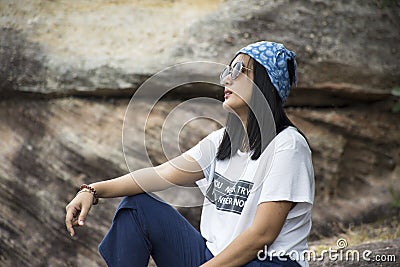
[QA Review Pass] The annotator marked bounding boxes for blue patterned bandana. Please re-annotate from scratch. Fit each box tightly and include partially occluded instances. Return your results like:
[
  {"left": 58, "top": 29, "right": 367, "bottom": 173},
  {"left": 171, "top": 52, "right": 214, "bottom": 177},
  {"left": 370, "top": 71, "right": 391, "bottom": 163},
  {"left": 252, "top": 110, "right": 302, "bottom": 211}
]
[{"left": 235, "top": 41, "right": 297, "bottom": 103}]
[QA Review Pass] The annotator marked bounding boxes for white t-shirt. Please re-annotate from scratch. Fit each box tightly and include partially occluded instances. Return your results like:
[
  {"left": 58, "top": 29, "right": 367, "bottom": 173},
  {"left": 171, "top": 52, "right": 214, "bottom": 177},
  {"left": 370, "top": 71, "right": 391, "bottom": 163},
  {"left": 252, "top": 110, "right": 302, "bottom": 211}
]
[{"left": 184, "top": 126, "right": 314, "bottom": 267}]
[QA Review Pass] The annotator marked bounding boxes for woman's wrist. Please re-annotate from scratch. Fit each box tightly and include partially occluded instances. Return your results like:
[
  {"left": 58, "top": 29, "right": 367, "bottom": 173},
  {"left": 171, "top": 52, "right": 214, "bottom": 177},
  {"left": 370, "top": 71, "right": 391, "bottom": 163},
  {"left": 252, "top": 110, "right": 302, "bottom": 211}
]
[
  {"left": 76, "top": 189, "right": 94, "bottom": 202},
  {"left": 89, "top": 182, "right": 102, "bottom": 198},
  {"left": 78, "top": 184, "right": 99, "bottom": 205}
]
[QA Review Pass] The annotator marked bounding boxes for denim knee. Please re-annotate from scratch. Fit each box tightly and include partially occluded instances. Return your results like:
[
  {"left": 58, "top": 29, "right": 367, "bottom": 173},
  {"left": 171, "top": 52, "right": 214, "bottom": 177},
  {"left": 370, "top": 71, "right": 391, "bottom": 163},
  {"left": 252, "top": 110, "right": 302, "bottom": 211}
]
[{"left": 117, "top": 193, "right": 160, "bottom": 210}]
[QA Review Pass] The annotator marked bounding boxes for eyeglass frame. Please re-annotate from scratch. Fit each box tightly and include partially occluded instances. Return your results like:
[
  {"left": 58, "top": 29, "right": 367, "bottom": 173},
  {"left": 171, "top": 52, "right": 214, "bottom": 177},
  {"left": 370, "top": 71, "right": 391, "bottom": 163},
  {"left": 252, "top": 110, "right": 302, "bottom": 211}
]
[{"left": 219, "top": 60, "right": 253, "bottom": 85}]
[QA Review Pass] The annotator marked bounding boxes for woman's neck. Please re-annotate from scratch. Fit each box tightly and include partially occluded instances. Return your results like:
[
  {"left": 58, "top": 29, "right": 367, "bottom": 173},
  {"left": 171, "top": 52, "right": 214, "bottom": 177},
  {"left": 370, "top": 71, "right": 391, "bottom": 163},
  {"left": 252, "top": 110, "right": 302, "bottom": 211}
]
[
  {"left": 238, "top": 109, "right": 250, "bottom": 152},
  {"left": 240, "top": 139, "right": 250, "bottom": 152},
  {"left": 236, "top": 107, "right": 248, "bottom": 131}
]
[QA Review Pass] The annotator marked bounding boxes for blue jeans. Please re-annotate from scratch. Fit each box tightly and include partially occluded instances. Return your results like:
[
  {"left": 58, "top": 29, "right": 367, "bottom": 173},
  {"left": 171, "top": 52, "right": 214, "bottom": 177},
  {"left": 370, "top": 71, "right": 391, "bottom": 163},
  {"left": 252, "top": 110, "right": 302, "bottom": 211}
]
[{"left": 99, "top": 193, "right": 300, "bottom": 267}]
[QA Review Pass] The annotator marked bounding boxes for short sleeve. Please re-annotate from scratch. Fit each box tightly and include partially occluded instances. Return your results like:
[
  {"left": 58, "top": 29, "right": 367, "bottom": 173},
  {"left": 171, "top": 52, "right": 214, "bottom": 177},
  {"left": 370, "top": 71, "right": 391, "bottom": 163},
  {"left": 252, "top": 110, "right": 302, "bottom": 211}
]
[
  {"left": 257, "top": 145, "right": 314, "bottom": 205},
  {"left": 183, "top": 128, "right": 224, "bottom": 181}
]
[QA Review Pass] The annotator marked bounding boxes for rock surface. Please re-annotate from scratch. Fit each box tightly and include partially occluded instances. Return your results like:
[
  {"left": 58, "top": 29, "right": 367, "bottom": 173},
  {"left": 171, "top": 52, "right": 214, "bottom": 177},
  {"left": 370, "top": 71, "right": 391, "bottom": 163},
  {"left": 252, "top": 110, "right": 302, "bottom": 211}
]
[
  {"left": 0, "top": 97, "right": 224, "bottom": 266},
  {"left": 1, "top": 0, "right": 399, "bottom": 96},
  {"left": 1, "top": 0, "right": 400, "bottom": 266},
  {"left": 310, "top": 238, "right": 400, "bottom": 267},
  {"left": 0, "top": 96, "right": 399, "bottom": 266},
  {"left": 0, "top": 0, "right": 223, "bottom": 95}
]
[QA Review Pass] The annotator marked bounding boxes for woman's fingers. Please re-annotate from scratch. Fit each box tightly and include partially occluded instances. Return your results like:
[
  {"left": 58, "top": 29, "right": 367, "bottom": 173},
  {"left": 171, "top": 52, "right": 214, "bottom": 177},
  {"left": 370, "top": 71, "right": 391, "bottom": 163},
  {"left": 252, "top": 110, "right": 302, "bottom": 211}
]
[
  {"left": 65, "top": 194, "right": 93, "bottom": 237},
  {"left": 65, "top": 205, "right": 77, "bottom": 236},
  {"left": 78, "top": 205, "right": 89, "bottom": 226}
]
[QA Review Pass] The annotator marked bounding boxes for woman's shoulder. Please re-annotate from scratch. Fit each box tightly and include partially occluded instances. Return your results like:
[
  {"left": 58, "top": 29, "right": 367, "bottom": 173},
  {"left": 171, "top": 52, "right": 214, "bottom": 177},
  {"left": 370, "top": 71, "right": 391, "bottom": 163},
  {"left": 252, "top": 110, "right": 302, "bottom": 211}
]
[
  {"left": 203, "top": 127, "right": 225, "bottom": 143},
  {"left": 274, "top": 126, "right": 310, "bottom": 152}
]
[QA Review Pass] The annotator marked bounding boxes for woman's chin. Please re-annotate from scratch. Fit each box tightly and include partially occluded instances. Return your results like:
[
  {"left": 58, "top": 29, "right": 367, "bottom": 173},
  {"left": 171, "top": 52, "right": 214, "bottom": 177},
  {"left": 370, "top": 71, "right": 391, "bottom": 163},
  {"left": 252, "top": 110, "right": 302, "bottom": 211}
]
[
  {"left": 223, "top": 99, "right": 241, "bottom": 113},
  {"left": 222, "top": 99, "right": 234, "bottom": 111}
]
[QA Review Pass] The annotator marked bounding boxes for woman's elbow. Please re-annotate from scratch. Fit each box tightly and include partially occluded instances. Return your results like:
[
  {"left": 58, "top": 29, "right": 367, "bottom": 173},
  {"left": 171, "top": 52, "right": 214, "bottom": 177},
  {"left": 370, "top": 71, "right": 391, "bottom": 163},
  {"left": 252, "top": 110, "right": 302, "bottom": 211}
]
[{"left": 249, "top": 226, "right": 279, "bottom": 249}]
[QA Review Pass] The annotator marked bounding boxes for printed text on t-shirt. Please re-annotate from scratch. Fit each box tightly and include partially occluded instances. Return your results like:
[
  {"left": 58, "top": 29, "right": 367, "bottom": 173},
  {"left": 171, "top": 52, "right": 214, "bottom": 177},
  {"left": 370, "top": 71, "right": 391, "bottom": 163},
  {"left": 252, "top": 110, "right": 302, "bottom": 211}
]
[{"left": 206, "top": 172, "right": 254, "bottom": 214}]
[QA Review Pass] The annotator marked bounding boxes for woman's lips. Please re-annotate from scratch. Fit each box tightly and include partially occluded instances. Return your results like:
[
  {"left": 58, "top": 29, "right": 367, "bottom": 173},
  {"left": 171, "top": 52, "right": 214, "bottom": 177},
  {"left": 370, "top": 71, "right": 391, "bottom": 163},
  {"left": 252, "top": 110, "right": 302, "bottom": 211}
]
[{"left": 224, "top": 89, "right": 233, "bottom": 99}]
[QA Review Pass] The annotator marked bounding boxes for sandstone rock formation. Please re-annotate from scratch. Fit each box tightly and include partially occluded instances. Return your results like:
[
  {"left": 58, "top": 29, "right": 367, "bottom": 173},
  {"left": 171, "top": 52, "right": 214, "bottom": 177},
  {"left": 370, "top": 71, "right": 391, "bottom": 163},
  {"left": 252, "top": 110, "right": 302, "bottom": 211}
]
[
  {"left": 1, "top": 0, "right": 399, "bottom": 96},
  {"left": 0, "top": 0, "right": 224, "bottom": 95},
  {"left": 0, "top": 0, "right": 399, "bottom": 266},
  {"left": 1, "top": 95, "right": 398, "bottom": 266},
  {"left": 0, "top": 98, "right": 223, "bottom": 266},
  {"left": 310, "top": 238, "right": 400, "bottom": 267}
]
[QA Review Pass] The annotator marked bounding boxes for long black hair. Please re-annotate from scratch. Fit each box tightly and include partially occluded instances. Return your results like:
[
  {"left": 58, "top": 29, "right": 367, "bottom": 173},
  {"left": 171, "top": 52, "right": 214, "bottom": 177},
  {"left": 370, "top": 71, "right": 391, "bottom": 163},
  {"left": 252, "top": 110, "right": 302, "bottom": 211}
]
[{"left": 216, "top": 55, "right": 302, "bottom": 161}]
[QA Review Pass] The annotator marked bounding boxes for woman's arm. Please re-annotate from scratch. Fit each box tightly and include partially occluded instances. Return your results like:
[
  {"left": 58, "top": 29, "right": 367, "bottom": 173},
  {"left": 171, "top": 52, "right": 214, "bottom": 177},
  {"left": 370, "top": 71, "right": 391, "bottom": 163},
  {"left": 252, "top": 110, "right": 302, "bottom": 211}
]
[
  {"left": 200, "top": 201, "right": 292, "bottom": 267},
  {"left": 90, "top": 153, "right": 204, "bottom": 197},
  {"left": 65, "top": 153, "right": 203, "bottom": 236}
]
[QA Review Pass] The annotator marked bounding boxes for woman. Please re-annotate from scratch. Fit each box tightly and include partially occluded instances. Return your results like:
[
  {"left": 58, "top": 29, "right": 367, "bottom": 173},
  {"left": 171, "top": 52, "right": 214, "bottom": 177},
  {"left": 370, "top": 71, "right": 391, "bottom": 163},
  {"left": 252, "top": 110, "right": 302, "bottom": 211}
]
[{"left": 65, "top": 41, "right": 314, "bottom": 267}]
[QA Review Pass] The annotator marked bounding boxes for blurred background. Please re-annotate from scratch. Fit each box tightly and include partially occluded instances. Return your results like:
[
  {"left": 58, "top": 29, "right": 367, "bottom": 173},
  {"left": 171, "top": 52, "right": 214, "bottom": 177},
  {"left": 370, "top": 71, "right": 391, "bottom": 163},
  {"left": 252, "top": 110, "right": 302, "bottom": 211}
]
[{"left": 0, "top": 0, "right": 399, "bottom": 266}]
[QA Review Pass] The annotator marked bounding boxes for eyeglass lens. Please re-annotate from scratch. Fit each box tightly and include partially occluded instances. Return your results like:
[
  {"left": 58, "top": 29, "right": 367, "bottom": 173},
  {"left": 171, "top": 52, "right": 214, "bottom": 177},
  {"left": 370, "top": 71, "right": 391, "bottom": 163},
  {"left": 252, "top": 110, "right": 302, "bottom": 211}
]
[{"left": 220, "top": 61, "right": 243, "bottom": 85}]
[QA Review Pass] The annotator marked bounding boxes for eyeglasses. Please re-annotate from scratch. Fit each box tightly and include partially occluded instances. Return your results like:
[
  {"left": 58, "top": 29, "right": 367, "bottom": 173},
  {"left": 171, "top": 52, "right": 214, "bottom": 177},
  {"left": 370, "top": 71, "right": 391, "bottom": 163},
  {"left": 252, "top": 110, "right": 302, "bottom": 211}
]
[{"left": 219, "top": 60, "right": 253, "bottom": 85}]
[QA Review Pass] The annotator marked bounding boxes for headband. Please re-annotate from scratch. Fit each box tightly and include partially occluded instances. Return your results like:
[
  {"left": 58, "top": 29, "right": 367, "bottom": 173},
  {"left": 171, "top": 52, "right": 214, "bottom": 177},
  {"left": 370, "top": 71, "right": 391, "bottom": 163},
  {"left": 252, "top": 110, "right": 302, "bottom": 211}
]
[{"left": 235, "top": 41, "right": 297, "bottom": 103}]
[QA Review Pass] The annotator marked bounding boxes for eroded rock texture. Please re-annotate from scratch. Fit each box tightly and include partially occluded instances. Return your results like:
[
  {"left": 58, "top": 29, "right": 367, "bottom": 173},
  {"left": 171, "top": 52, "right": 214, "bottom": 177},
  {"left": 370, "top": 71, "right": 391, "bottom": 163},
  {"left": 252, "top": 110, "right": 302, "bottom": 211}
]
[
  {"left": 1, "top": 0, "right": 399, "bottom": 95},
  {"left": 310, "top": 238, "right": 400, "bottom": 267},
  {"left": 0, "top": 0, "right": 399, "bottom": 266},
  {"left": 0, "top": 96, "right": 398, "bottom": 266}
]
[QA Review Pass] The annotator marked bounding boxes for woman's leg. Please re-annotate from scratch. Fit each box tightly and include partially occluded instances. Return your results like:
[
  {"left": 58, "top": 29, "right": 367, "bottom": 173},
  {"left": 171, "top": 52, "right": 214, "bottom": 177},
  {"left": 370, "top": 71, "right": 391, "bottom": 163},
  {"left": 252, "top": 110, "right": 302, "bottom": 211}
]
[
  {"left": 242, "top": 257, "right": 301, "bottom": 267},
  {"left": 98, "top": 193, "right": 206, "bottom": 267}
]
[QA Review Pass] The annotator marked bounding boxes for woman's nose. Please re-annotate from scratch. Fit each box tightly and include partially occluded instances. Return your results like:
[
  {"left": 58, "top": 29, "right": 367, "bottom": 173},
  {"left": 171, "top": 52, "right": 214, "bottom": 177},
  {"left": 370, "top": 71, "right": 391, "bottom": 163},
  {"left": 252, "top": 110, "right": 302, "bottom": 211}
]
[{"left": 221, "top": 73, "right": 233, "bottom": 86}]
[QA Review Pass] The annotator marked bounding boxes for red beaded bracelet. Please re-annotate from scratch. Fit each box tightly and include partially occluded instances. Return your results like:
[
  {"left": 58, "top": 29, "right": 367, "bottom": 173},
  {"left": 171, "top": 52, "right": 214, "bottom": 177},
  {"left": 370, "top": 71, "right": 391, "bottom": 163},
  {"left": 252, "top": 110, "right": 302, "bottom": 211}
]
[{"left": 79, "top": 184, "right": 99, "bottom": 205}]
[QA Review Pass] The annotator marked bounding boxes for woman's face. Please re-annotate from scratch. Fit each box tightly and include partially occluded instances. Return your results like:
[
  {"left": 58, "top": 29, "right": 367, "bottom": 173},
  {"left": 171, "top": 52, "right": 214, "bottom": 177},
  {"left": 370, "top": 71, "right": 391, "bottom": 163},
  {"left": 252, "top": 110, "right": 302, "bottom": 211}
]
[{"left": 221, "top": 54, "right": 254, "bottom": 115}]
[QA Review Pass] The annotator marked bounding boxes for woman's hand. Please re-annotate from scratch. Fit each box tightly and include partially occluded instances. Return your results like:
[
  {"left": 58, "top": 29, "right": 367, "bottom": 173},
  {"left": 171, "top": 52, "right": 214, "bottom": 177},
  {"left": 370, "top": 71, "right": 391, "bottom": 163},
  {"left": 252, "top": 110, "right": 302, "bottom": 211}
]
[{"left": 65, "top": 191, "right": 94, "bottom": 237}]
